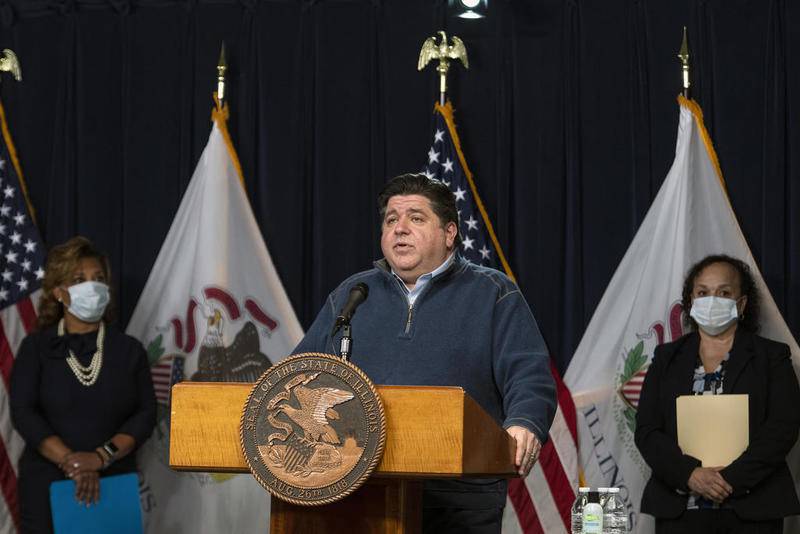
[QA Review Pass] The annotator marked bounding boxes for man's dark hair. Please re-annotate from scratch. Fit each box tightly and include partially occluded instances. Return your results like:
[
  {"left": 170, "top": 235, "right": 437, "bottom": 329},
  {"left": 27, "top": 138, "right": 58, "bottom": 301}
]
[
  {"left": 377, "top": 173, "right": 461, "bottom": 246},
  {"left": 681, "top": 254, "right": 760, "bottom": 332}
]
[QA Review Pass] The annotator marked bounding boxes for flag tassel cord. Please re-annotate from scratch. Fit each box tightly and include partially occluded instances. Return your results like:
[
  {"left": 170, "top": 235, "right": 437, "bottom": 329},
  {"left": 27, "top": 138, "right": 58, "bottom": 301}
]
[
  {"left": 0, "top": 99, "right": 36, "bottom": 226},
  {"left": 212, "top": 93, "right": 246, "bottom": 190},
  {"left": 435, "top": 101, "right": 516, "bottom": 283}
]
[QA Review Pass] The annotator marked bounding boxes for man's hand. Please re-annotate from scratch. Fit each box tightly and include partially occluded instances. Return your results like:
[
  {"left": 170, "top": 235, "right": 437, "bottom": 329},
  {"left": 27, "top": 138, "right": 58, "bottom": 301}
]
[
  {"left": 687, "top": 466, "right": 732, "bottom": 503},
  {"left": 506, "top": 425, "right": 541, "bottom": 476}
]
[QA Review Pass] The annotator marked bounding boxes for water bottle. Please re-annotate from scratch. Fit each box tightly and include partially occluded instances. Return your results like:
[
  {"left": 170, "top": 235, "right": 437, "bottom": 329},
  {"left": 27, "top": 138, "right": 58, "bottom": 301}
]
[
  {"left": 602, "top": 487, "right": 627, "bottom": 534},
  {"left": 570, "top": 487, "right": 589, "bottom": 534},
  {"left": 582, "top": 491, "right": 604, "bottom": 534},
  {"left": 597, "top": 487, "right": 609, "bottom": 508}
]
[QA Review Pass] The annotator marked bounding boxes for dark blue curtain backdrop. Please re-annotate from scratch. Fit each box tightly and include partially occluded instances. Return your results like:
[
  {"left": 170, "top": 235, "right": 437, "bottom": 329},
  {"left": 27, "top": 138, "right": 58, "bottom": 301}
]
[{"left": 0, "top": 0, "right": 797, "bottom": 373}]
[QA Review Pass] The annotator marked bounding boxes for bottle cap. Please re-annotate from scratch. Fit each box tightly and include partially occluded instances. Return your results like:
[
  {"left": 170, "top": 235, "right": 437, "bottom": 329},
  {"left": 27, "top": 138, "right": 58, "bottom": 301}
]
[
  {"left": 608, "top": 487, "right": 620, "bottom": 493},
  {"left": 597, "top": 487, "right": 609, "bottom": 492},
  {"left": 578, "top": 487, "right": 590, "bottom": 493}
]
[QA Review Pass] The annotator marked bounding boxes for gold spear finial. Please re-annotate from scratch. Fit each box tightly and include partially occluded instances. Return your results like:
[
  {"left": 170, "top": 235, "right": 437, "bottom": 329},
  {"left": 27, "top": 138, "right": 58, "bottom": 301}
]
[
  {"left": 418, "top": 31, "right": 469, "bottom": 105},
  {"left": 678, "top": 27, "right": 690, "bottom": 98},
  {"left": 0, "top": 49, "right": 22, "bottom": 82},
  {"left": 216, "top": 42, "right": 227, "bottom": 107}
]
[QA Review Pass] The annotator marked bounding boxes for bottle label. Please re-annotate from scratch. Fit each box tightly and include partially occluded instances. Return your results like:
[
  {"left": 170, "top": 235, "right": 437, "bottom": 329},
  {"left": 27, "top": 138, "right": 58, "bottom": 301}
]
[{"left": 583, "top": 512, "right": 603, "bottom": 534}]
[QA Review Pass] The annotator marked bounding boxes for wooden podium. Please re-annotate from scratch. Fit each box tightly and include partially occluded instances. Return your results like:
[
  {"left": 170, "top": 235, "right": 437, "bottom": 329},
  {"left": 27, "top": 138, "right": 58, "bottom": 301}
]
[{"left": 170, "top": 383, "right": 518, "bottom": 533}]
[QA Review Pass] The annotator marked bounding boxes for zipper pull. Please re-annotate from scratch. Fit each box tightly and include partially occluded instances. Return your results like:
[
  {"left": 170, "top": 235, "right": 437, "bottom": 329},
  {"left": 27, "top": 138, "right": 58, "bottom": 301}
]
[{"left": 405, "top": 304, "right": 413, "bottom": 334}]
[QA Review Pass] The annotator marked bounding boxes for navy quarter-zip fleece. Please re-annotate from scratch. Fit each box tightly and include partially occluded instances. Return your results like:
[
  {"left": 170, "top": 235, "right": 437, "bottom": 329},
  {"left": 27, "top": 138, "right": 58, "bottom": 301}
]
[{"left": 293, "top": 255, "right": 556, "bottom": 443}]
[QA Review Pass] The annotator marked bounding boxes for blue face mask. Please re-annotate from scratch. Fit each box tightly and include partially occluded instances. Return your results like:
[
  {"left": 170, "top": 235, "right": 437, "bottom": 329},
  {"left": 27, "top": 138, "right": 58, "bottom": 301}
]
[
  {"left": 66, "top": 281, "right": 110, "bottom": 323},
  {"left": 689, "top": 296, "right": 739, "bottom": 336}
]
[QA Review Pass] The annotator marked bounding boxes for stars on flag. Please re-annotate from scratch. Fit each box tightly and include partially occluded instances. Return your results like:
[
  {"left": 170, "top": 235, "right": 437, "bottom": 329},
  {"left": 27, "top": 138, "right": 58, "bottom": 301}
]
[
  {"left": 421, "top": 107, "right": 498, "bottom": 269},
  {"left": 0, "top": 147, "right": 46, "bottom": 307}
]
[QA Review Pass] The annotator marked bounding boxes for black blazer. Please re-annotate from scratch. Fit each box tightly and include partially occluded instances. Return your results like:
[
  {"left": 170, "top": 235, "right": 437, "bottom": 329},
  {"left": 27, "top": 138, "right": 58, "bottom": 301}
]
[
  {"left": 10, "top": 325, "right": 157, "bottom": 472},
  {"left": 634, "top": 330, "right": 800, "bottom": 520}
]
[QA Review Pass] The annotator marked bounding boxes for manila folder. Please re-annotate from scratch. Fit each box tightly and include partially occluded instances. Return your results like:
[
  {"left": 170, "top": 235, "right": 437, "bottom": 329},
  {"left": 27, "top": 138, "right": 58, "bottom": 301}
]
[{"left": 676, "top": 394, "right": 749, "bottom": 467}]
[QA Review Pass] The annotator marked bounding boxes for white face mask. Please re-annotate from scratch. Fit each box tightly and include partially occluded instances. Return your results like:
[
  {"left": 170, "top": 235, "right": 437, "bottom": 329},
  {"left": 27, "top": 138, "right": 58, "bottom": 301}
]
[
  {"left": 689, "top": 296, "right": 739, "bottom": 336},
  {"left": 66, "top": 281, "right": 110, "bottom": 323}
]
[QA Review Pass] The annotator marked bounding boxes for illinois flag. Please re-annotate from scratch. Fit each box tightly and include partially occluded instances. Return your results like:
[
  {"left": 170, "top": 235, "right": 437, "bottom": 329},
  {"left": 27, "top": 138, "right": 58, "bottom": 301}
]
[
  {"left": 422, "top": 101, "right": 580, "bottom": 534},
  {"left": 563, "top": 95, "right": 800, "bottom": 533},
  {"left": 127, "top": 100, "right": 303, "bottom": 533}
]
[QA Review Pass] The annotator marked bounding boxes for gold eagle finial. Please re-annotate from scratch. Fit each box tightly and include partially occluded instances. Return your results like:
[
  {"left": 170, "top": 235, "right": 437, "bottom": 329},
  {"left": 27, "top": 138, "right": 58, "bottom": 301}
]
[
  {"left": 418, "top": 31, "right": 468, "bottom": 104},
  {"left": 0, "top": 49, "right": 22, "bottom": 82}
]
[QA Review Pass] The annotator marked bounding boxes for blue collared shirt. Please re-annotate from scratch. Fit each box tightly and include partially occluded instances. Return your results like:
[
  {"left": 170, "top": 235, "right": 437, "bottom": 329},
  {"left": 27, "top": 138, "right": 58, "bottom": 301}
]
[{"left": 392, "top": 252, "right": 456, "bottom": 306}]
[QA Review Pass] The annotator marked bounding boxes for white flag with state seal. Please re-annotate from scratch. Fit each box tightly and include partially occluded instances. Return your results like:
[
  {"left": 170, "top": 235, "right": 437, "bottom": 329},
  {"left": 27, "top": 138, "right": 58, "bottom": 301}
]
[
  {"left": 126, "top": 100, "right": 303, "bottom": 533},
  {"left": 563, "top": 95, "right": 800, "bottom": 534}
]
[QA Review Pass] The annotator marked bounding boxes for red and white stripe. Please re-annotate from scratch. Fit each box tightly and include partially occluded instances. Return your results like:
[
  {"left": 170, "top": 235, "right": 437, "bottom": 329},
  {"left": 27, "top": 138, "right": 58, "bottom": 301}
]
[
  {"left": 504, "top": 361, "right": 579, "bottom": 534},
  {"left": 151, "top": 355, "right": 177, "bottom": 405},
  {"left": 0, "top": 289, "right": 41, "bottom": 534},
  {"left": 620, "top": 369, "right": 648, "bottom": 409}
]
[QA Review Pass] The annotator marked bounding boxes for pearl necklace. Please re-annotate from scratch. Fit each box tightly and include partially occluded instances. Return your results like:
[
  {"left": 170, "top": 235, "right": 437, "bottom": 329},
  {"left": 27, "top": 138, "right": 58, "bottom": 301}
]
[{"left": 58, "top": 319, "right": 104, "bottom": 387}]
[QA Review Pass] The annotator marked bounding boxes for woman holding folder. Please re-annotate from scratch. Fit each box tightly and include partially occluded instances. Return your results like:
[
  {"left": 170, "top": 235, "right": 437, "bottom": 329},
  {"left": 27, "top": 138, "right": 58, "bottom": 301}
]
[
  {"left": 10, "top": 237, "right": 157, "bottom": 533},
  {"left": 635, "top": 254, "right": 800, "bottom": 534}
]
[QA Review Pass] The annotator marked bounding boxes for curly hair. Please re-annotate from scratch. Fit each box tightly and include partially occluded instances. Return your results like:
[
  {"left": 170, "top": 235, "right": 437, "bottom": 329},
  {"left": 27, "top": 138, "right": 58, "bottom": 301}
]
[
  {"left": 37, "top": 236, "right": 113, "bottom": 330},
  {"left": 681, "top": 254, "right": 760, "bottom": 333}
]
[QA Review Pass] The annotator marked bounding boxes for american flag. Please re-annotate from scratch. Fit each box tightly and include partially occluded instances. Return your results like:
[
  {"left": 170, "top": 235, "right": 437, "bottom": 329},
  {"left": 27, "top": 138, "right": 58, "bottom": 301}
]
[
  {"left": 422, "top": 102, "right": 580, "bottom": 534},
  {"left": 0, "top": 100, "right": 45, "bottom": 534},
  {"left": 151, "top": 353, "right": 185, "bottom": 406},
  {"left": 422, "top": 105, "right": 512, "bottom": 272}
]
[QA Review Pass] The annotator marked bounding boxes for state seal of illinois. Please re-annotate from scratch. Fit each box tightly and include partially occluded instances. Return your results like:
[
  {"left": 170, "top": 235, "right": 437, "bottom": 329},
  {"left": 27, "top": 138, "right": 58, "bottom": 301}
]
[{"left": 240, "top": 352, "right": 386, "bottom": 505}]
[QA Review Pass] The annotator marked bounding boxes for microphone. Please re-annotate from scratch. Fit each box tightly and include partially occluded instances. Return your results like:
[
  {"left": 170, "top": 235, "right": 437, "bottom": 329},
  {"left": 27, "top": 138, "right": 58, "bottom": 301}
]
[{"left": 331, "top": 283, "right": 369, "bottom": 336}]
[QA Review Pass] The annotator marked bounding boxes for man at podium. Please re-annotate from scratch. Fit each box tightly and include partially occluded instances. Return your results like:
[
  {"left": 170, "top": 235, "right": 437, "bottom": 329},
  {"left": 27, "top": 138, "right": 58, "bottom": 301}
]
[{"left": 294, "top": 173, "right": 556, "bottom": 533}]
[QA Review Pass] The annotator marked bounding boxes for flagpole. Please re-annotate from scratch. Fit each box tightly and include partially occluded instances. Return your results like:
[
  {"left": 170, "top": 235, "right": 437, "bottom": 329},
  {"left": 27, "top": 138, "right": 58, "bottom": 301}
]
[
  {"left": 216, "top": 42, "right": 227, "bottom": 110},
  {"left": 0, "top": 48, "right": 34, "bottom": 225},
  {"left": 210, "top": 44, "right": 245, "bottom": 189},
  {"left": 678, "top": 26, "right": 691, "bottom": 99}
]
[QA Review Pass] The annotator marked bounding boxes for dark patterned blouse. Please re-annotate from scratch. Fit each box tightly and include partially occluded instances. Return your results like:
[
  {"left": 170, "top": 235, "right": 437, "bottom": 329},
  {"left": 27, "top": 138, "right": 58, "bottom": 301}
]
[{"left": 687, "top": 353, "right": 730, "bottom": 510}]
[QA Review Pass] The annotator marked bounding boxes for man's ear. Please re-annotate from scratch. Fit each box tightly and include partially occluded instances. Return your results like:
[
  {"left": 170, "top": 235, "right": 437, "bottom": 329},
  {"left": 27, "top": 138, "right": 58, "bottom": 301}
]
[{"left": 445, "top": 221, "right": 458, "bottom": 249}]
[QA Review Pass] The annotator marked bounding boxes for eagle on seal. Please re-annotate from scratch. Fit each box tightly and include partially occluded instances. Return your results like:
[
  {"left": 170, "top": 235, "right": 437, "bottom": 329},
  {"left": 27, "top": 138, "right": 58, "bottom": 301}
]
[{"left": 276, "top": 386, "right": 354, "bottom": 444}]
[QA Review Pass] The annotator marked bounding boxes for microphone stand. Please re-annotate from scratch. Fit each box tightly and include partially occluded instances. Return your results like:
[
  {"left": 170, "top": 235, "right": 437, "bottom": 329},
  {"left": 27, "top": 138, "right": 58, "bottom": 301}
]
[{"left": 339, "top": 323, "right": 353, "bottom": 362}]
